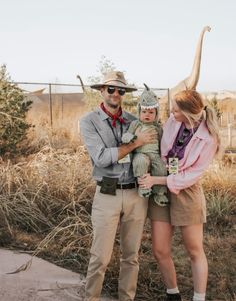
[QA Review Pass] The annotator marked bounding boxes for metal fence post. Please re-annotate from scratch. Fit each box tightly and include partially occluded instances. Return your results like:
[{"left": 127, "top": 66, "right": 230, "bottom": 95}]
[
  {"left": 61, "top": 95, "right": 64, "bottom": 120},
  {"left": 49, "top": 83, "right": 53, "bottom": 127}
]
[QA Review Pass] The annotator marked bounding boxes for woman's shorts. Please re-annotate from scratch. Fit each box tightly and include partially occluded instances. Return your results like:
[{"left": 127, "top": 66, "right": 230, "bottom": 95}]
[{"left": 148, "top": 183, "right": 206, "bottom": 226}]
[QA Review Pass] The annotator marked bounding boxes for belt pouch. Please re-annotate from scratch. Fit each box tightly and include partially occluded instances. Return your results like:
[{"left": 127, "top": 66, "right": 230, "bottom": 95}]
[{"left": 100, "top": 176, "right": 118, "bottom": 195}]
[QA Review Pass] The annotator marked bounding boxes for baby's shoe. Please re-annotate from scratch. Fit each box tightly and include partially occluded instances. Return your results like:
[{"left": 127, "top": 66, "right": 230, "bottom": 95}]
[
  {"left": 151, "top": 193, "right": 169, "bottom": 206},
  {"left": 138, "top": 187, "right": 152, "bottom": 198}
]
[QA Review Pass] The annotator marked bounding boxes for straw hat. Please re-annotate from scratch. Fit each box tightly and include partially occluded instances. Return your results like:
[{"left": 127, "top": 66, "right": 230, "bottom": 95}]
[{"left": 90, "top": 71, "right": 137, "bottom": 92}]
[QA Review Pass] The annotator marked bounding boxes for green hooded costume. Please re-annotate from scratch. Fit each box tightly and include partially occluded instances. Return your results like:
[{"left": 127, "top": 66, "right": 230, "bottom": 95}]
[{"left": 122, "top": 84, "right": 168, "bottom": 206}]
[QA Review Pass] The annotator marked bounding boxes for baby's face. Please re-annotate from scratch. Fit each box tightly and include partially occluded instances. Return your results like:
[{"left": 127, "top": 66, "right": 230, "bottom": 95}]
[{"left": 140, "top": 108, "right": 157, "bottom": 123}]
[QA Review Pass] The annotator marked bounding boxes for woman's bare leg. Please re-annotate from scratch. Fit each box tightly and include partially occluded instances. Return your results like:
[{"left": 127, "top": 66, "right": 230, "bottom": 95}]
[
  {"left": 151, "top": 221, "right": 177, "bottom": 289},
  {"left": 181, "top": 224, "right": 208, "bottom": 293}
]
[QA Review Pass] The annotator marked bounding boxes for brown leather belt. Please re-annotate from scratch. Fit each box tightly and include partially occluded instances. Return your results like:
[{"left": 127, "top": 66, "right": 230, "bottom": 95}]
[{"left": 97, "top": 181, "right": 137, "bottom": 189}]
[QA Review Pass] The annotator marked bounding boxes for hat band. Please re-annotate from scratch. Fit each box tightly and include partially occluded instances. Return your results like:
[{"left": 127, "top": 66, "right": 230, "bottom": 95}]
[{"left": 103, "top": 79, "right": 126, "bottom": 85}]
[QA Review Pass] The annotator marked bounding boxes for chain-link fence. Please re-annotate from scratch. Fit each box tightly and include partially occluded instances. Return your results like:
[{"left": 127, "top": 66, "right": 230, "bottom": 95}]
[
  {"left": 13, "top": 81, "right": 169, "bottom": 142},
  {"left": 14, "top": 81, "right": 236, "bottom": 149},
  {"left": 14, "top": 82, "right": 171, "bottom": 125}
]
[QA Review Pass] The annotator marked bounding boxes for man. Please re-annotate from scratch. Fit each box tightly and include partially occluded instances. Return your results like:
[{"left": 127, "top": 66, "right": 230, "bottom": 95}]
[{"left": 80, "top": 71, "right": 156, "bottom": 301}]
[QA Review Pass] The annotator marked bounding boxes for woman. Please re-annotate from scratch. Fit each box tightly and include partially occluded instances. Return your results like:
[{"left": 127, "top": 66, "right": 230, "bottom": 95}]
[{"left": 139, "top": 90, "right": 220, "bottom": 301}]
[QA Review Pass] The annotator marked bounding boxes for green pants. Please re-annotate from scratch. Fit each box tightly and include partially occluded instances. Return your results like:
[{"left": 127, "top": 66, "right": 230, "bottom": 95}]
[{"left": 132, "top": 152, "right": 168, "bottom": 205}]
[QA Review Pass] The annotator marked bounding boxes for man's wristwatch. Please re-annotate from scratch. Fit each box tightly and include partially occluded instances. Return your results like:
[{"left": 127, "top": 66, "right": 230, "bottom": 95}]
[{"left": 131, "top": 135, "right": 137, "bottom": 143}]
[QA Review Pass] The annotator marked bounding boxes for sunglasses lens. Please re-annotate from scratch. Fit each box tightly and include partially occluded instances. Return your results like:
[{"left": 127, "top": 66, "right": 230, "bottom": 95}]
[
  {"left": 107, "top": 86, "right": 115, "bottom": 94},
  {"left": 177, "top": 129, "right": 190, "bottom": 146},
  {"left": 107, "top": 86, "right": 126, "bottom": 96},
  {"left": 177, "top": 139, "right": 184, "bottom": 146},
  {"left": 183, "top": 128, "right": 190, "bottom": 137},
  {"left": 118, "top": 88, "right": 126, "bottom": 96}
]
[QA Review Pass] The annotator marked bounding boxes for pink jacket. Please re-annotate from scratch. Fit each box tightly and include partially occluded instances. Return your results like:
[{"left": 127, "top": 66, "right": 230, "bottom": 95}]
[{"left": 161, "top": 114, "right": 217, "bottom": 195}]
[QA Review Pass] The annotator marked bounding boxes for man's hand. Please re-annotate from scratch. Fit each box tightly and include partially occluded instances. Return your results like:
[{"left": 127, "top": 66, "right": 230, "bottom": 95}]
[
  {"left": 134, "top": 128, "right": 156, "bottom": 147},
  {"left": 117, "top": 128, "right": 156, "bottom": 160}
]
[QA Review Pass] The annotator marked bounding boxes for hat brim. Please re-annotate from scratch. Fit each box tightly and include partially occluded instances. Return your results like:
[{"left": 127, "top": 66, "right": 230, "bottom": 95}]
[{"left": 90, "top": 81, "right": 137, "bottom": 92}]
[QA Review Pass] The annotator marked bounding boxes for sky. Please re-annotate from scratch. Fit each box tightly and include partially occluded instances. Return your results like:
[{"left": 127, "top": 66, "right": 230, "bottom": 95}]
[{"left": 0, "top": 0, "right": 236, "bottom": 92}]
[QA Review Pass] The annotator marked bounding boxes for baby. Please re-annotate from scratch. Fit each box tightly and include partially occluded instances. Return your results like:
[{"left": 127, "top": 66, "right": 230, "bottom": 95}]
[{"left": 122, "top": 84, "right": 168, "bottom": 206}]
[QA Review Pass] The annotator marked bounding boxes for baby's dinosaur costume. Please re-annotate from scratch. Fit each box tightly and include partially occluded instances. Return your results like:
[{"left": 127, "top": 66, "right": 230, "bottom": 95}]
[{"left": 122, "top": 85, "right": 168, "bottom": 206}]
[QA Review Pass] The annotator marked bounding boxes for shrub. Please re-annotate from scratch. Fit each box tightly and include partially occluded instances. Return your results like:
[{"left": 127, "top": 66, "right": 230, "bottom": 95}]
[{"left": 0, "top": 65, "right": 32, "bottom": 156}]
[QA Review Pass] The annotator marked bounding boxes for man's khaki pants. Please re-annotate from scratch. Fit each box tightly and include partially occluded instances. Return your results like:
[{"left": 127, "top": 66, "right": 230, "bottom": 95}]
[{"left": 85, "top": 186, "right": 148, "bottom": 301}]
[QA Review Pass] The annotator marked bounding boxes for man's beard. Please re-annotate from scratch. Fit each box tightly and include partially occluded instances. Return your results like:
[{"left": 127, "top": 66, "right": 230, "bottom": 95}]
[{"left": 105, "top": 99, "right": 120, "bottom": 109}]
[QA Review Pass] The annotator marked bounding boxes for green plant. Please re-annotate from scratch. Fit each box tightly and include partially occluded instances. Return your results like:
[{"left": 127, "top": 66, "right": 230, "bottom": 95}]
[{"left": 0, "top": 65, "right": 32, "bottom": 155}]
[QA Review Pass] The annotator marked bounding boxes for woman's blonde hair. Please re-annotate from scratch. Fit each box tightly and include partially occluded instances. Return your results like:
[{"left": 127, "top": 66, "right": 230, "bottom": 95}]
[{"left": 173, "top": 90, "right": 221, "bottom": 154}]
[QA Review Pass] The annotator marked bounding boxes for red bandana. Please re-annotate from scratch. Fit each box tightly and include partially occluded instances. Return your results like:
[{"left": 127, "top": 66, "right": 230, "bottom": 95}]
[{"left": 100, "top": 103, "right": 125, "bottom": 127}]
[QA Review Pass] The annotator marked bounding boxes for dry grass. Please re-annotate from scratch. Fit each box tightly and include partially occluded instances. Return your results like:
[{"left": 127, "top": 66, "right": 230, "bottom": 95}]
[
  {"left": 203, "top": 162, "right": 236, "bottom": 232},
  {"left": 0, "top": 143, "right": 235, "bottom": 300}
]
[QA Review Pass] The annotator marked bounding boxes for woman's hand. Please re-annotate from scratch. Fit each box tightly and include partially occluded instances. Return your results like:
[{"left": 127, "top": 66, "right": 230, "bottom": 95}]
[
  {"left": 138, "top": 173, "right": 155, "bottom": 189},
  {"left": 138, "top": 174, "right": 168, "bottom": 188}
]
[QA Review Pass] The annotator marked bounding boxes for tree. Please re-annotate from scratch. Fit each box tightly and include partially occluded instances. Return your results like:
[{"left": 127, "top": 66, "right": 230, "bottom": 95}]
[
  {"left": 87, "top": 55, "right": 117, "bottom": 84},
  {"left": 0, "top": 65, "right": 32, "bottom": 156}
]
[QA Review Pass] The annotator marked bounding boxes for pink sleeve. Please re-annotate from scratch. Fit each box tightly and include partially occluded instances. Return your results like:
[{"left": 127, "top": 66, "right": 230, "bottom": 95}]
[
  {"left": 161, "top": 115, "right": 176, "bottom": 161},
  {"left": 167, "top": 139, "right": 217, "bottom": 194}
]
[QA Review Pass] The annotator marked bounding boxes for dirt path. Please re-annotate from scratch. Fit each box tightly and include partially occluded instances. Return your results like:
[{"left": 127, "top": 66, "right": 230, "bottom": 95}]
[{"left": 0, "top": 248, "right": 116, "bottom": 301}]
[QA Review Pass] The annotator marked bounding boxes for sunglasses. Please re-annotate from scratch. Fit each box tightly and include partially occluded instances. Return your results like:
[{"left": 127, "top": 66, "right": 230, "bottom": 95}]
[
  {"left": 107, "top": 86, "right": 126, "bottom": 96},
  {"left": 177, "top": 128, "right": 191, "bottom": 146}
]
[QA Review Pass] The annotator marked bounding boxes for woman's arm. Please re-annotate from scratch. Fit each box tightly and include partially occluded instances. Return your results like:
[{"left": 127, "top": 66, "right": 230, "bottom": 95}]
[
  {"left": 167, "top": 139, "right": 217, "bottom": 194},
  {"left": 139, "top": 138, "right": 217, "bottom": 194},
  {"left": 138, "top": 174, "right": 167, "bottom": 189}
]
